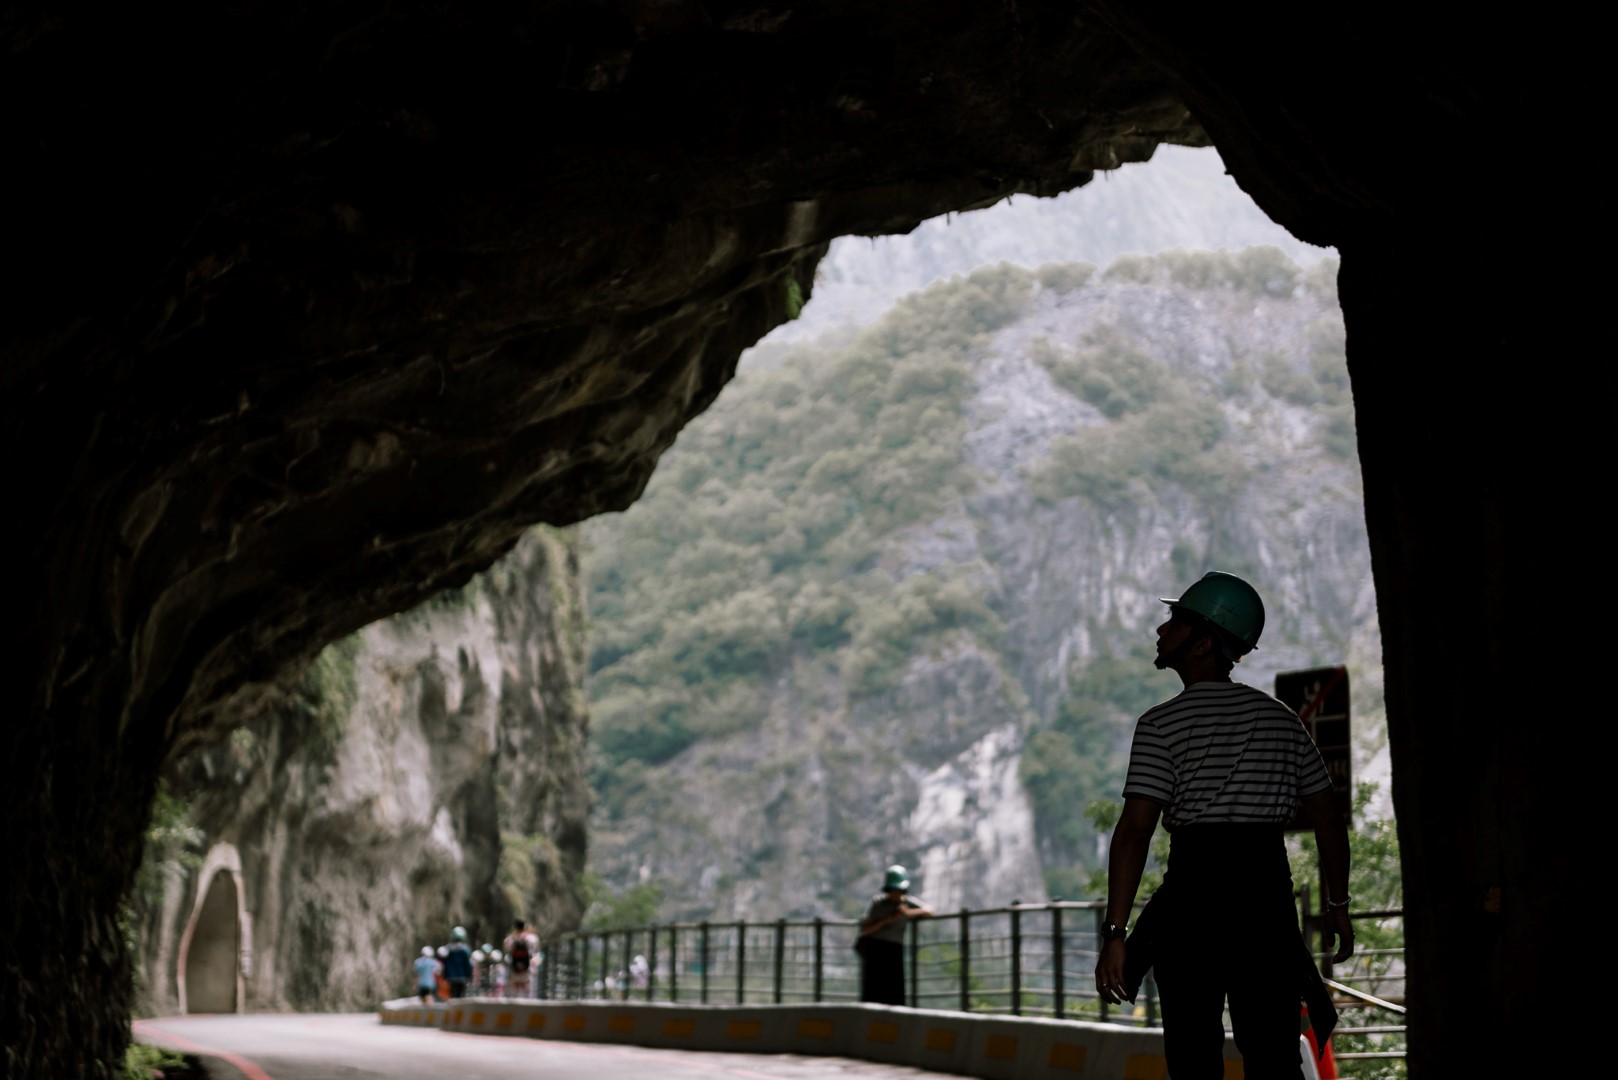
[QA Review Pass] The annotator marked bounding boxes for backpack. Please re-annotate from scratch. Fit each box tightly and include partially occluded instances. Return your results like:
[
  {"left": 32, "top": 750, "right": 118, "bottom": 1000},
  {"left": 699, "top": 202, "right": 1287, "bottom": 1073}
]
[{"left": 508, "top": 935, "right": 532, "bottom": 973}]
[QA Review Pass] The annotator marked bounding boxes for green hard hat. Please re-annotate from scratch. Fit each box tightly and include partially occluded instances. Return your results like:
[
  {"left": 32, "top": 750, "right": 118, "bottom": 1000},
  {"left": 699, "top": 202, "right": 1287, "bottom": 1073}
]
[
  {"left": 1161, "top": 571, "right": 1265, "bottom": 653},
  {"left": 882, "top": 865, "right": 910, "bottom": 891},
  {"left": 452, "top": 926, "right": 468, "bottom": 942}
]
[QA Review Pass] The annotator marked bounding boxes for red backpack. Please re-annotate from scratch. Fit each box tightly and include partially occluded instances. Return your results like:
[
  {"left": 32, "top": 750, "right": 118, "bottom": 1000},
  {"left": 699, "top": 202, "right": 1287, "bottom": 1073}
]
[{"left": 508, "top": 936, "right": 532, "bottom": 973}]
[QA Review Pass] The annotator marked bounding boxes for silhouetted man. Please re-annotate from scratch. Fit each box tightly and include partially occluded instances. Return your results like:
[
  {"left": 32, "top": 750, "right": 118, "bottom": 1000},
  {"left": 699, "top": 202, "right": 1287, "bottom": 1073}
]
[{"left": 1095, "top": 572, "right": 1353, "bottom": 1080}]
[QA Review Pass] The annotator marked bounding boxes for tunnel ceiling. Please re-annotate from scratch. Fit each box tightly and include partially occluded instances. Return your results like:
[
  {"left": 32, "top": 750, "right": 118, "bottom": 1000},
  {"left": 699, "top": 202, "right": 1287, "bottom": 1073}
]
[{"left": 9, "top": 3, "right": 1217, "bottom": 755}]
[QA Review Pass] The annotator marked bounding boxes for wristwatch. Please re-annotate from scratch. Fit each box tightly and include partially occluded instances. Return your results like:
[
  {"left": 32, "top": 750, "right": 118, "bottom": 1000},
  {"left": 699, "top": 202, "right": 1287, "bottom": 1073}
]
[{"left": 1101, "top": 922, "right": 1129, "bottom": 942}]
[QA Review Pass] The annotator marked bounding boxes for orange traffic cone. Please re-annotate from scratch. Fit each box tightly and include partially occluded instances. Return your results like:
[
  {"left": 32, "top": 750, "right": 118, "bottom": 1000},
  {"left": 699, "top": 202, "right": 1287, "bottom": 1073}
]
[{"left": 1301, "top": 1004, "right": 1338, "bottom": 1079}]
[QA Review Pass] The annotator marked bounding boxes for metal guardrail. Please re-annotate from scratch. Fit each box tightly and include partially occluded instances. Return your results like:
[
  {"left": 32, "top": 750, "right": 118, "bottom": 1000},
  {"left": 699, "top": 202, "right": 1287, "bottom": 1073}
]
[
  {"left": 515, "top": 895, "right": 1407, "bottom": 1073},
  {"left": 1300, "top": 899, "right": 1408, "bottom": 1069},
  {"left": 534, "top": 900, "right": 1154, "bottom": 1026}
]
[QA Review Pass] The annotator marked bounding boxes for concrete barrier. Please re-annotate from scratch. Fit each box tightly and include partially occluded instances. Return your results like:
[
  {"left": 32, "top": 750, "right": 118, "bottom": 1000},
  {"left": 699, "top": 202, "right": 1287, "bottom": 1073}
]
[{"left": 376, "top": 998, "right": 1325, "bottom": 1078}]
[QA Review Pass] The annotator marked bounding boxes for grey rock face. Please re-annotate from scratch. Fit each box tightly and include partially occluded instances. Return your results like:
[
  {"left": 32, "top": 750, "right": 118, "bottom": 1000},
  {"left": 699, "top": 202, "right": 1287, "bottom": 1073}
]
[
  {"left": 586, "top": 259, "right": 1390, "bottom": 925},
  {"left": 132, "top": 528, "right": 589, "bottom": 1015}
]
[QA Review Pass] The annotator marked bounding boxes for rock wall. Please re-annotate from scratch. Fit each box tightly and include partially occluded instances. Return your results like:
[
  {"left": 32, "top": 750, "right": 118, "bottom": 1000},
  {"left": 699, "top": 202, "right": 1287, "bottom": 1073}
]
[{"left": 132, "top": 528, "right": 589, "bottom": 1015}]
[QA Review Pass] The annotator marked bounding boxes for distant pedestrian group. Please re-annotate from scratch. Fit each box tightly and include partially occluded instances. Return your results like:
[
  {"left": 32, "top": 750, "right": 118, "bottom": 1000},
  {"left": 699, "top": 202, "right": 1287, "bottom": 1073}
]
[{"left": 412, "top": 920, "right": 545, "bottom": 1002}]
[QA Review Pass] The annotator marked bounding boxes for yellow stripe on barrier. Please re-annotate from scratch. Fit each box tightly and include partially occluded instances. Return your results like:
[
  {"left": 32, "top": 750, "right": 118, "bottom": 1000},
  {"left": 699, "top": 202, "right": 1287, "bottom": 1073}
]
[
  {"left": 470, "top": 1011, "right": 485, "bottom": 1027},
  {"left": 564, "top": 1015, "right": 588, "bottom": 1032},
  {"left": 495, "top": 1012, "right": 513, "bottom": 1029},
  {"left": 527, "top": 1013, "right": 547, "bottom": 1030},
  {"left": 726, "top": 1020, "right": 763, "bottom": 1040},
  {"left": 453, "top": 1009, "right": 465, "bottom": 1025},
  {"left": 608, "top": 1015, "right": 636, "bottom": 1034},
  {"left": 985, "top": 1034, "right": 1018, "bottom": 1061},
  {"left": 866, "top": 1021, "right": 900, "bottom": 1045},
  {"left": 1049, "top": 1042, "right": 1087, "bottom": 1071},
  {"left": 1223, "top": 1061, "right": 1245, "bottom": 1079},
  {"left": 1124, "top": 1053, "right": 1168, "bottom": 1080},
  {"left": 924, "top": 1028, "right": 958, "bottom": 1052},
  {"left": 663, "top": 1019, "right": 695, "bottom": 1037},
  {"left": 797, "top": 1019, "right": 836, "bottom": 1039}
]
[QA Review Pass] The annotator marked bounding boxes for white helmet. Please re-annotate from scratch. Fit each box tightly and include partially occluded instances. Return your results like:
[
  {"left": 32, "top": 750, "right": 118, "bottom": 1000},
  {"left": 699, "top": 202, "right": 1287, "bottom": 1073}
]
[
  {"left": 490, "top": 950, "right": 503, "bottom": 962},
  {"left": 471, "top": 950, "right": 486, "bottom": 963},
  {"left": 421, "top": 946, "right": 434, "bottom": 957}
]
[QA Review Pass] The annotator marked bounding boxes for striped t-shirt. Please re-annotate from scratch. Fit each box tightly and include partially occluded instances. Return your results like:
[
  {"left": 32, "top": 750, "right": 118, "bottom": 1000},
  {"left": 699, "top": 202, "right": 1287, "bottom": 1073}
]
[{"left": 1122, "top": 681, "right": 1332, "bottom": 826}]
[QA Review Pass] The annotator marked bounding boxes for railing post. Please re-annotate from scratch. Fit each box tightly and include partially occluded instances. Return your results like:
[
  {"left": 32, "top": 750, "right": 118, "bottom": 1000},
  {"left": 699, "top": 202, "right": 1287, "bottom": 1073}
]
[
  {"left": 600, "top": 933, "right": 611, "bottom": 999},
  {"left": 542, "top": 938, "right": 551, "bottom": 999},
  {"left": 737, "top": 920, "right": 747, "bottom": 1004},
  {"left": 1010, "top": 900, "right": 1022, "bottom": 1016},
  {"left": 1144, "top": 970, "right": 1159, "bottom": 1027},
  {"left": 622, "top": 930, "right": 633, "bottom": 1000},
  {"left": 907, "top": 912, "right": 918, "bottom": 1007},
  {"left": 670, "top": 925, "right": 679, "bottom": 1003},
  {"left": 959, "top": 910, "right": 971, "bottom": 1013},
  {"left": 774, "top": 919, "right": 786, "bottom": 1004},
  {"left": 647, "top": 925, "right": 657, "bottom": 1002},
  {"left": 813, "top": 918, "right": 824, "bottom": 1003},
  {"left": 1094, "top": 908, "right": 1108, "bottom": 1022},
  {"left": 539, "top": 938, "right": 549, "bottom": 999},
  {"left": 700, "top": 922, "right": 710, "bottom": 1004},
  {"left": 1052, "top": 903, "right": 1064, "bottom": 1019}
]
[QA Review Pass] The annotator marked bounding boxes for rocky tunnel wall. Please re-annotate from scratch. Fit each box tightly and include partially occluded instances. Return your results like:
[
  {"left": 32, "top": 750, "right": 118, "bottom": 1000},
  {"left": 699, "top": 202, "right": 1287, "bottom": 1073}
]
[{"left": 1, "top": 4, "right": 1560, "bottom": 1077}]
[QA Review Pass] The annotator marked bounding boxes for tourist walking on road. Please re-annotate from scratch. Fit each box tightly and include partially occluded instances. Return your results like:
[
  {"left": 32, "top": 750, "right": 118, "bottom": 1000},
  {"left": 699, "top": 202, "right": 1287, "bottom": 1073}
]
[
  {"left": 413, "top": 947, "right": 441, "bottom": 1005},
  {"left": 1094, "top": 571, "right": 1354, "bottom": 1080},
  {"left": 503, "top": 919, "right": 540, "bottom": 998},
  {"left": 442, "top": 926, "right": 474, "bottom": 999}
]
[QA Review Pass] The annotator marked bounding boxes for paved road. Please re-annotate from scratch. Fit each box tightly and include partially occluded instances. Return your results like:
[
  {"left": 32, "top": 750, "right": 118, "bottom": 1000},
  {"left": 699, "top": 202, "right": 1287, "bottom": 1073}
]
[{"left": 132, "top": 1013, "right": 961, "bottom": 1080}]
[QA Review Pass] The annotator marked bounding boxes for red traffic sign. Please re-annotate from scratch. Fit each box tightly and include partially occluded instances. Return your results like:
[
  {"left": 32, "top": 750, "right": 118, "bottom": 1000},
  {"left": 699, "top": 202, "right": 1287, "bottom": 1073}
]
[{"left": 1275, "top": 665, "right": 1351, "bottom": 831}]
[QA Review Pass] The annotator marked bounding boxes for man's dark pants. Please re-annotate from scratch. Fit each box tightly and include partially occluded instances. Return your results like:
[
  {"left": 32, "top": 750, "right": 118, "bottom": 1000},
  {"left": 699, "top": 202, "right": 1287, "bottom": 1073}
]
[{"left": 1153, "top": 825, "right": 1306, "bottom": 1080}]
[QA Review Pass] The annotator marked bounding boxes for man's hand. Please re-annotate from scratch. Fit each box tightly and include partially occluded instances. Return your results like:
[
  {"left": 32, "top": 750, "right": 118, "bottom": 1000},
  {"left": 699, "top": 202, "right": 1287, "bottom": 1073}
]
[
  {"left": 1323, "top": 907, "right": 1355, "bottom": 964},
  {"left": 1094, "top": 940, "right": 1127, "bottom": 1004}
]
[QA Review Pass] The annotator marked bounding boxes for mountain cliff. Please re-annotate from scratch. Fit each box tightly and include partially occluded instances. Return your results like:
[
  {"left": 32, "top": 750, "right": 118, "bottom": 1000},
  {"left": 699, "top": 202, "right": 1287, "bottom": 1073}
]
[
  {"left": 131, "top": 527, "right": 589, "bottom": 1015},
  {"left": 583, "top": 249, "right": 1388, "bottom": 922}
]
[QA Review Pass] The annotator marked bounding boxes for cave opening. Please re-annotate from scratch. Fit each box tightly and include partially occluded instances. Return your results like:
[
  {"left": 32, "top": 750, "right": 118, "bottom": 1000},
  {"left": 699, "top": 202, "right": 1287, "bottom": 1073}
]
[{"left": 579, "top": 139, "right": 1391, "bottom": 927}]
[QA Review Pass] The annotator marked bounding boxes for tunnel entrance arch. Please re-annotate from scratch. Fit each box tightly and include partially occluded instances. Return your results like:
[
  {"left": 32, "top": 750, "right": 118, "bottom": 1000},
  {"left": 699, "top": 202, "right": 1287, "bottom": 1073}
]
[{"left": 176, "top": 844, "right": 249, "bottom": 1015}]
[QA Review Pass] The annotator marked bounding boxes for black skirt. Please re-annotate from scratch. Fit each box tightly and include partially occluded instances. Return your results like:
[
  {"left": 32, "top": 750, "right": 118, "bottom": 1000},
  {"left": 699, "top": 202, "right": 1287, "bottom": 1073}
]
[{"left": 858, "top": 937, "right": 905, "bottom": 1005}]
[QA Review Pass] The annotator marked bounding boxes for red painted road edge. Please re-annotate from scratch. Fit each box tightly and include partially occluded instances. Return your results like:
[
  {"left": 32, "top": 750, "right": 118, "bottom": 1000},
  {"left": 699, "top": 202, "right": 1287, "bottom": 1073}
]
[{"left": 132, "top": 1020, "right": 278, "bottom": 1080}]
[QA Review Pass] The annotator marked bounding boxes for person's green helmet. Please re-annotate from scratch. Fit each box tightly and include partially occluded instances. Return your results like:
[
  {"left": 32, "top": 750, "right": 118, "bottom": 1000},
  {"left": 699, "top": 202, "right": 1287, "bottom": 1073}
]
[
  {"left": 1161, "top": 571, "right": 1265, "bottom": 653},
  {"left": 882, "top": 864, "right": 909, "bottom": 891},
  {"left": 452, "top": 926, "right": 468, "bottom": 942}
]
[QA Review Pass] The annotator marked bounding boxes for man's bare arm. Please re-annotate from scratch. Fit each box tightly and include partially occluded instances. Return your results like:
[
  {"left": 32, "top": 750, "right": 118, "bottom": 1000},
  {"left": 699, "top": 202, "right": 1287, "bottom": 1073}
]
[
  {"left": 1095, "top": 797, "right": 1162, "bottom": 1003},
  {"left": 1301, "top": 790, "right": 1354, "bottom": 963}
]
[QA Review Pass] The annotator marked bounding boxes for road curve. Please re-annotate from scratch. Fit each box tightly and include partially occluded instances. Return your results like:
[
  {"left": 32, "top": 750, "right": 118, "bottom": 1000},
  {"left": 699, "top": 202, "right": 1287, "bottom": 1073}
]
[{"left": 132, "top": 1013, "right": 960, "bottom": 1080}]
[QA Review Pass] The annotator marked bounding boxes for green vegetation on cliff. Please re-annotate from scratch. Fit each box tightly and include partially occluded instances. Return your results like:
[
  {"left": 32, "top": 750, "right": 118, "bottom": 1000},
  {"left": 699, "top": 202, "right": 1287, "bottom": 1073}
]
[
  {"left": 587, "top": 264, "right": 1030, "bottom": 794},
  {"left": 584, "top": 249, "right": 1375, "bottom": 915}
]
